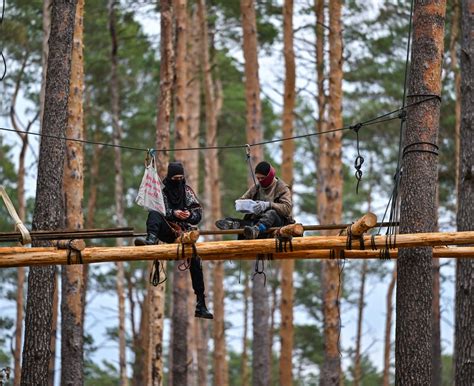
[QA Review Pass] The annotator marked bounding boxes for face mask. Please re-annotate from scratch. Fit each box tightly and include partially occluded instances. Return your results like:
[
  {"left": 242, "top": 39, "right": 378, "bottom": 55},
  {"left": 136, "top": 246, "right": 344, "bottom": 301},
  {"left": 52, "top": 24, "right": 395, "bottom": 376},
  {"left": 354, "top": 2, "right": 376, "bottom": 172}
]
[{"left": 260, "top": 167, "right": 275, "bottom": 188}]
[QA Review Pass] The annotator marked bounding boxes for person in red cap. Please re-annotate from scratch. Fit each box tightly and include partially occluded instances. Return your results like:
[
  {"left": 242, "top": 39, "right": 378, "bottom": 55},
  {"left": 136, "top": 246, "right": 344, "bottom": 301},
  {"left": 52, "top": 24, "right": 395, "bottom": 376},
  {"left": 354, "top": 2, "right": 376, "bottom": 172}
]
[
  {"left": 216, "top": 161, "right": 294, "bottom": 239},
  {"left": 135, "top": 161, "right": 213, "bottom": 319}
]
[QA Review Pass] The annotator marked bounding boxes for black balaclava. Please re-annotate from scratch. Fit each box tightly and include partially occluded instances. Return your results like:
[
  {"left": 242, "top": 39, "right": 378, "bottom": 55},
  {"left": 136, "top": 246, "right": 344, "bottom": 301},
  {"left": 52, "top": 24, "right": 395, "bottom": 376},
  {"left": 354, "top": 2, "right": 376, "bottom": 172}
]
[{"left": 163, "top": 162, "right": 186, "bottom": 210}]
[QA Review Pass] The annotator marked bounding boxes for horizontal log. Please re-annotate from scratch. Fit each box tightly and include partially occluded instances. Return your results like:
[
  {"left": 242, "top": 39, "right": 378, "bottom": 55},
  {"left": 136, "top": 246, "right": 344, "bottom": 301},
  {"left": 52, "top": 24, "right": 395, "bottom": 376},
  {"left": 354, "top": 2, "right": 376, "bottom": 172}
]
[
  {"left": 0, "top": 231, "right": 473, "bottom": 268},
  {"left": 350, "top": 212, "right": 377, "bottom": 236},
  {"left": 205, "top": 247, "right": 474, "bottom": 260}
]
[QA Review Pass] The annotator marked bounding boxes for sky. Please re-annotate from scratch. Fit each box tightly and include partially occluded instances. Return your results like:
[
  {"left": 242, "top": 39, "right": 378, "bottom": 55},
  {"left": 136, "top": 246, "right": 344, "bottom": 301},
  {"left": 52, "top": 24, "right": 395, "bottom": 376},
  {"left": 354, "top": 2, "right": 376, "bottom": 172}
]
[{"left": 0, "top": 0, "right": 459, "bottom": 382}]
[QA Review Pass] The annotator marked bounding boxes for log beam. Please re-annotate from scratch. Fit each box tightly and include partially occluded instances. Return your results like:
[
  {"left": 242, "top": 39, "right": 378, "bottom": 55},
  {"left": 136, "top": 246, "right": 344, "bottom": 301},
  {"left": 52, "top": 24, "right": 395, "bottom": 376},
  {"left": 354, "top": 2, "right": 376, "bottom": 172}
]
[{"left": 0, "top": 231, "right": 473, "bottom": 268}]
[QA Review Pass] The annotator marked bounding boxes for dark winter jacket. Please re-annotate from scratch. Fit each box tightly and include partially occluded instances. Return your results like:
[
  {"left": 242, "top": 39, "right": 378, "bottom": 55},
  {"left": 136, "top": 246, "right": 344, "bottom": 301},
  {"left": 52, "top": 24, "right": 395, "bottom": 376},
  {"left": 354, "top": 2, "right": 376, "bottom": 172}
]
[{"left": 163, "top": 185, "right": 202, "bottom": 229}]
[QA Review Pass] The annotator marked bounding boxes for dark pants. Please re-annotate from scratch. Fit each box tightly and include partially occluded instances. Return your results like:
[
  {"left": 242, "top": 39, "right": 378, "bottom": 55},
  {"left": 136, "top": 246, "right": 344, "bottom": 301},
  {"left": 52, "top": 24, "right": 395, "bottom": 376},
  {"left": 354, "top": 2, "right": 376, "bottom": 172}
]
[
  {"left": 240, "top": 209, "right": 286, "bottom": 239},
  {"left": 146, "top": 210, "right": 205, "bottom": 297}
]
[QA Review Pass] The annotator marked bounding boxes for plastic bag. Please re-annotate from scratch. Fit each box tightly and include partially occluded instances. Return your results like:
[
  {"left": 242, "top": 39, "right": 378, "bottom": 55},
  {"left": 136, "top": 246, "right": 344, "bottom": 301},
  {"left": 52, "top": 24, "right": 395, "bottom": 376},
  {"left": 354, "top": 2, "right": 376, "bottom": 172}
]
[{"left": 135, "top": 158, "right": 166, "bottom": 214}]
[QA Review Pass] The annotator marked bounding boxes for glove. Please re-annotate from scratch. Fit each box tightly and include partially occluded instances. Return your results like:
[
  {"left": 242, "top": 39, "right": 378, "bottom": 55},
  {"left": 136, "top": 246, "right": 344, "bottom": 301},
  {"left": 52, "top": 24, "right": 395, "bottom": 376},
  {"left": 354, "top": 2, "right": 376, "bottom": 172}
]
[{"left": 254, "top": 201, "right": 271, "bottom": 214}]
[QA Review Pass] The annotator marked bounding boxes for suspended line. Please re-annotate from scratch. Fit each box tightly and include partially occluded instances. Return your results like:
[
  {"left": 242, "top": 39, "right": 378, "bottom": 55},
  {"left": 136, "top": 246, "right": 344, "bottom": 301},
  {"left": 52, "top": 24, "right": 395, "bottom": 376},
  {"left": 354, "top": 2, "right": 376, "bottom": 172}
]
[{"left": 0, "top": 96, "right": 436, "bottom": 155}]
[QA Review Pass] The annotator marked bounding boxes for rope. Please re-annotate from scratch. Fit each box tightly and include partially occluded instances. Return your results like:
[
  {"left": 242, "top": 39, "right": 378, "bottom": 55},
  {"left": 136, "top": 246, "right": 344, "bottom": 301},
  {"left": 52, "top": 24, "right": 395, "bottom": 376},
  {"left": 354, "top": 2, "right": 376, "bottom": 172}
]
[
  {"left": 0, "top": 96, "right": 438, "bottom": 156},
  {"left": 246, "top": 144, "right": 257, "bottom": 186},
  {"left": 0, "top": 186, "right": 31, "bottom": 245},
  {"left": 150, "top": 259, "right": 167, "bottom": 286},
  {"left": 402, "top": 141, "right": 439, "bottom": 158},
  {"left": 0, "top": 0, "right": 6, "bottom": 81}
]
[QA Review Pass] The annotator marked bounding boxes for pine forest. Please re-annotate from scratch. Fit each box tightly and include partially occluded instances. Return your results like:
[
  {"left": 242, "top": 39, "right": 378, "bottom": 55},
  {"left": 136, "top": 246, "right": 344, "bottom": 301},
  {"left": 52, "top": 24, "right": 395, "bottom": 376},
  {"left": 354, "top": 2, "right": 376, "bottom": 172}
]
[{"left": 0, "top": 0, "right": 472, "bottom": 385}]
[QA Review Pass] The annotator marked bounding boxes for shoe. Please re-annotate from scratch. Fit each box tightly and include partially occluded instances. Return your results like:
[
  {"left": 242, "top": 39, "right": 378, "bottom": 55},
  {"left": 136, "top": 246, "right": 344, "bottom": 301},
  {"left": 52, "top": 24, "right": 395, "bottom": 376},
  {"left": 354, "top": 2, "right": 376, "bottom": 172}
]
[
  {"left": 134, "top": 233, "right": 159, "bottom": 246},
  {"left": 243, "top": 225, "right": 260, "bottom": 239},
  {"left": 195, "top": 296, "right": 213, "bottom": 319},
  {"left": 215, "top": 217, "right": 241, "bottom": 230}
]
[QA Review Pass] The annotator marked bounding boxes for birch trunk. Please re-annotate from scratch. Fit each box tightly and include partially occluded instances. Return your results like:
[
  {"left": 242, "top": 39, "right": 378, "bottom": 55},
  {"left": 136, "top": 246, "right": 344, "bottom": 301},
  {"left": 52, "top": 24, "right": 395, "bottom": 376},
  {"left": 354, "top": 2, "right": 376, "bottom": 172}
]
[
  {"left": 396, "top": 1, "right": 446, "bottom": 384},
  {"left": 320, "top": 0, "right": 343, "bottom": 384},
  {"left": 279, "top": 0, "right": 295, "bottom": 383},
  {"left": 454, "top": 0, "right": 473, "bottom": 384},
  {"left": 108, "top": 1, "right": 128, "bottom": 384},
  {"left": 21, "top": 1, "right": 76, "bottom": 384}
]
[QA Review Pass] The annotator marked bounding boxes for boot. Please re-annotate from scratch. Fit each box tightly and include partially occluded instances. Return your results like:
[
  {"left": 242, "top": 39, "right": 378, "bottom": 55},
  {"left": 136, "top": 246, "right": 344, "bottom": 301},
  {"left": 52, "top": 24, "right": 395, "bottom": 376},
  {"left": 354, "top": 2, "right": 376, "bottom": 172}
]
[
  {"left": 135, "top": 233, "right": 159, "bottom": 246},
  {"left": 215, "top": 217, "right": 242, "bottom": 230},
  {"left": 195, "top": 295, "right": 213, "bottom": 319},
  {"left": 243, "top": 225, "right": 260, "bottom": 239}
]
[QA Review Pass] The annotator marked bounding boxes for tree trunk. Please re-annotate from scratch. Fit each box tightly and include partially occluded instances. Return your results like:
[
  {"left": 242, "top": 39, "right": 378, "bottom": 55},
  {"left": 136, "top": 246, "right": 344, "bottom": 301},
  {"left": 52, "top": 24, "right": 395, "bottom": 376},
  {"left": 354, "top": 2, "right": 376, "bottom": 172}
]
[
  {"left": 197, "top": 1, "right": 227, "bottom": 385},
  {"left": 382, "top": 267, "right": 397, "bottom": 386},
  {"left": 454, "top": 1, "right": 473, "bottom": 384},
  {"left": 10, "top": 52, "right": 30, "bottom": 386},
  {"left": 315, "top": 0, "right": 327, "bottom": 223},
  {"left": 353, "top": 260, "right": 367, "bottom": 386},
  {"left": 431, "top": 257, "right": 441, "bottom": 386},
  {"left": 320, "top": 0, "right": 343, "bottom": 385},
  {"left": 449, "top": 0, "right": 462, "bottom": 206},
  {"left": 241, "top": 270, "right": 250, "bottom": 386},
  {"left": 149, "top": 2, "right": 174, "bottom": 385},
  {"left": 186, "top": 9, "right": 201, "bottom": 386},
  {"left": 172, "top": 1, "right": 190, "bottom": 384},
  {"left": 39, "top": 0, "right": 52, "bottom": 131},
  {"left": 20, "top": 1, "right": 76, "bottom": 384},
  {"left": 60, "top": 0, "right": 85, "bottom": 384},
  {"left": 241, "top": 0, "right": 263, "bottom": 169},
  {"left": 395, "top": 2, "right": 446, "bottom": 384},
  {"left": 108, "top": 1, "right": 128, "bottom": 384},
  {"left": 48, "top": 273, "right": 58, "bottom": 386},
  {"left": 268, "top": 265, "right": 279, "bottom": 386},
  {"left": 240, "top": 1, "right": 269, "bottom": 385},
  {"left": 279, "top": 0, "right": 295, "bottom": 384}
]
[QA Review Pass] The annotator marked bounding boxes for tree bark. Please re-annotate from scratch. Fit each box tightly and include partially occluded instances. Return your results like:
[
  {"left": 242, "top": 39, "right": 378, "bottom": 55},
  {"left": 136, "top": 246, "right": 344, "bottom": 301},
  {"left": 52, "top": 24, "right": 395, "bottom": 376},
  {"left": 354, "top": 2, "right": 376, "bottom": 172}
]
[
  {"left": 431, "top": 257, "right": 441, "bottom": 386},
  {"left": 279, "top": 0, "right": 295, "bottom": 384},
  {"left": 10, "top": 52, "right": 30, "bottom": 386},
  {"left": 241, "top": 270, "right": 250, "bottom": 386},
  {"left": 108, "top": 1, "right": 128, "bottom": 384},
  {"left": 172, "top": 1, "right": 190, "bottom": 384},
  {"left": 48, "top": 273, "right": 59, "bottom": 386},
  {"left": 353, "top": 260, "right": 367, "bottom": 386},
  {"left": 315, "top": 0, "right": 327, "bottom": 223},
  {"left": 241, "top": 0, "right": 263, "bottom": 169},
  {"left": 60, "top": 0, "right": 85, "bottom": 383},
  {"left": 382, "top": 267, "right": 397, "bottom": 386},
  {"left": 197, "top": 1, "right": 227, "bottom": 385},
  {"left": 320, "top": 0, "right": 343, "bottom": 385},
  {"left": 395, "top": 1, "right": 446, "bottom": 384},
  {"left": 449, "top": 0, "right": 462, "bottom": 205},
  {"left": 240, "top": 1, "right": 269, "bottom": 385},
  {"left": 39, "top": 0, "right": 52, "bottom": 132},
  {"left": 20, "top": 1, "right": 77, "bottom": 384},
  {"left": 149, "top": 2, "right": 174, "bottom": 385},
  {"left": 454, "top": 0, "right": 473, "bottom": 384}
]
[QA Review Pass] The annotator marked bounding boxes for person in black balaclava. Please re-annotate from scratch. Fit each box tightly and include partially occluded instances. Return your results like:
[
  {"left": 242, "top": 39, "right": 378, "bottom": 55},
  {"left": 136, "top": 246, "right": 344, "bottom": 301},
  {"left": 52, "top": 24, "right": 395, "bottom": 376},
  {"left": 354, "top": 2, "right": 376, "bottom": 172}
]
[
  {"left": 135, "top": 161, "right": 213, "bottom": 319},
  {"left": 215, "top": 161, "right": 294, "bottom": 239}
]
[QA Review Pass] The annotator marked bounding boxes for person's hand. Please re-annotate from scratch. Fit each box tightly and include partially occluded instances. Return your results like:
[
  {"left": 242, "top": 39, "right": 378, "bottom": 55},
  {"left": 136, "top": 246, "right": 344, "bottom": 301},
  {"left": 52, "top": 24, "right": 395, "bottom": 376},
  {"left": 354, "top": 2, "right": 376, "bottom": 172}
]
[
  {"left": 174, "top": 210, "right": 191, "bottom": 220},
  {"left": 254, "top": 201, "right": 271, "bottom": 214}
]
